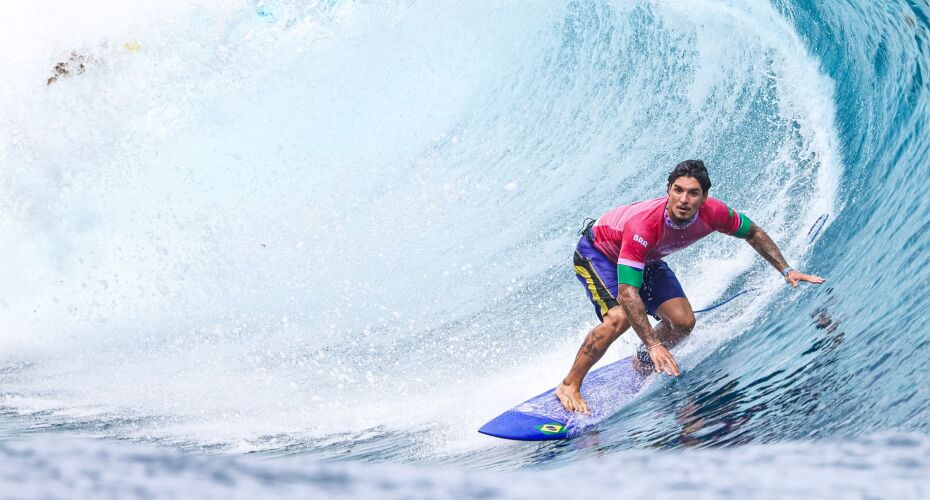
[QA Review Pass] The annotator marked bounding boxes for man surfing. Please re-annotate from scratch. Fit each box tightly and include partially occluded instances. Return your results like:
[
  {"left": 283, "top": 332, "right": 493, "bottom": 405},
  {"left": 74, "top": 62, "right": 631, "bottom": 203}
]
[{"left": 555, "top": 160, "right": 825, "bottom": 414}]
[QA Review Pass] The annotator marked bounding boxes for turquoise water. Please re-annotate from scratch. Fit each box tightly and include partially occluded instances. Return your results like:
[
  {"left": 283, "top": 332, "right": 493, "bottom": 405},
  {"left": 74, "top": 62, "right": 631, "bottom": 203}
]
[{"left": 1, "top": 0, "right": 929, "bottom": 496}]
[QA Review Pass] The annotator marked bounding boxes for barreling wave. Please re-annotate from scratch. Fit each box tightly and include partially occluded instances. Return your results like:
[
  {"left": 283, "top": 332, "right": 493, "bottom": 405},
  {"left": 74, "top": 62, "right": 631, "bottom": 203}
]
[{"left": 0, "top": 0, "right": 928, "bottom": 474}]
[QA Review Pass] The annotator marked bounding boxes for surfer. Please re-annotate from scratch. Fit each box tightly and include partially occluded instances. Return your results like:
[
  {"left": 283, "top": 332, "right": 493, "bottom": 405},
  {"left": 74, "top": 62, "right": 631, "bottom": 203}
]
[{"left": 555, "top": 160, "right": 826, "bottom": 413}]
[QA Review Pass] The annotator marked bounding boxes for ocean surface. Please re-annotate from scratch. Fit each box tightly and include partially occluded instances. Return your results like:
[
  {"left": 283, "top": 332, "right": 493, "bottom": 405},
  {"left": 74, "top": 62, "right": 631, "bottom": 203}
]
[{"left": 1, "top": 0, "right": 929, "bottom": 497}]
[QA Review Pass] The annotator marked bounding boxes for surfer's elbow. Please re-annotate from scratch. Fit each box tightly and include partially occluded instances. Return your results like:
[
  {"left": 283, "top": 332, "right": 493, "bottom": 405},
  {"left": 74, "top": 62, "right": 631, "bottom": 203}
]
[{"left": 743, "top": 222, "right": 763, "bottom": 242}]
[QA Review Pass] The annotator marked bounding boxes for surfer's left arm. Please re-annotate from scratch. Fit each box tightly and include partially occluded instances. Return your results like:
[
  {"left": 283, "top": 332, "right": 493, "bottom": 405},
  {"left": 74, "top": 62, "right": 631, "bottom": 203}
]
[{"left": 744, "top": 223, "right": 826, "bottom": 287}]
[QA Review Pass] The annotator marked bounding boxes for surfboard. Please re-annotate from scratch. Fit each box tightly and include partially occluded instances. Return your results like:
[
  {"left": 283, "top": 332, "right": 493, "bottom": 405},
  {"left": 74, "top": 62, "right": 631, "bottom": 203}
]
[{"left": 478, "top": 355, "right": 648, "bottom": 440}]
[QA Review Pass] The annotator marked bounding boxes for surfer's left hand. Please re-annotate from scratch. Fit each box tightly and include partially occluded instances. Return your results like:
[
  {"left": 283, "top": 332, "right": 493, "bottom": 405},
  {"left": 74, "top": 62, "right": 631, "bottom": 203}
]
[
  {"left": 786, "top": 270, "right": 826, "bottom": 288},
  {"left": 648, "top": 344, "right": 680, "bottom": 376}
]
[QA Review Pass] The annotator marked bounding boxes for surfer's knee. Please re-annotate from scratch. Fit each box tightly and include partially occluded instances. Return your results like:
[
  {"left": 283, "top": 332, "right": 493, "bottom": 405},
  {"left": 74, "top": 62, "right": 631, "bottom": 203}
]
[
  {"left": 599, "top": 317, "right": 623, "bottom": 338},
  {"left": 671, "top": 314, "right": 696, "bottom": 333},
  {"left": 601, "top": 307, "right": 629, "bottom": 336},
  {"left": 660, "top": 312, "right": 695, "bottom": 334}
]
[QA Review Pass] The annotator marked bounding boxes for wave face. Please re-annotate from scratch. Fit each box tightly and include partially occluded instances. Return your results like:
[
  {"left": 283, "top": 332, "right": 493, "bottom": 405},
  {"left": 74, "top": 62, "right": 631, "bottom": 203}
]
[{"left": 0, "top": 0, "right": 928, "bottom": 477}]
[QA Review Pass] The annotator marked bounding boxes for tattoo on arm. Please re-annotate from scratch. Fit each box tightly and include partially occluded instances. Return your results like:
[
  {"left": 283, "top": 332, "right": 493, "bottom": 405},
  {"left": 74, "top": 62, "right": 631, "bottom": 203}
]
[
  {"left": 618, "top": 284, "right": 660, "bottom": 347},
  {"left": 745, "top": 223, "right": 789, "bottom": 271}
]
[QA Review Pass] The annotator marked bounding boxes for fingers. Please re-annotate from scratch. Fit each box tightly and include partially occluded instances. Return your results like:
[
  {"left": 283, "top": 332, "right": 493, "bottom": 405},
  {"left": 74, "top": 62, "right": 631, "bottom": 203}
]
[
  {"left": 655, "top": 360, "right": 673, "bottom": 375},
  {"left": 787, "top": 271, "right": 827, "bottom": 287},
  {"left": 651, "top": 348, "right": 680, "bottom": 376},
  {"left": 663, "top": 355, "right": 680, "bottom": 376},
  {"left": 657, "top": 360, "right": 679, "bottom": 376}
]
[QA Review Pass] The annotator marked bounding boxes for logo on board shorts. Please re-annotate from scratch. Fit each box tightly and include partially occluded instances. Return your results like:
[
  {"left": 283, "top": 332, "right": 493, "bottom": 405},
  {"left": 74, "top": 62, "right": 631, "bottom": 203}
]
[
  {"left": 633, "top": 234, "right": 648, "bottom": 248},
  {"left": 535, "top": 423, "right": 566, "bottom": 434}
]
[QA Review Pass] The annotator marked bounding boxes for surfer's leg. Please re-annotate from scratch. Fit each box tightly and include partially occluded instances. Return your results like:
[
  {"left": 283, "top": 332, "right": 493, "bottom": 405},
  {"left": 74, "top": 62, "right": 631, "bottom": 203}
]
[
  {"left": 632, "top": 299, "right": 695, "bottom": 374},
  {"left": 654, "top": 298, "right": 696, "bottom": 346},
  {"left": 632, "top": 261, "right": 689, "bottom": 373},
  {"left": 556, "top": 305, "right": 631, "bottom": 413},
  {"left": 560, "top": 236, "right": 627, "bottom": 412}
]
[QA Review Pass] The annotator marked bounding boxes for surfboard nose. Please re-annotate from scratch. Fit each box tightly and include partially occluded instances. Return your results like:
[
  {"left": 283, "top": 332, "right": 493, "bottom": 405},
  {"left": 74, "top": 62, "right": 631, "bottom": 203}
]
[{"left": 478, "top": 411, "right": 568, "bottom": 441}]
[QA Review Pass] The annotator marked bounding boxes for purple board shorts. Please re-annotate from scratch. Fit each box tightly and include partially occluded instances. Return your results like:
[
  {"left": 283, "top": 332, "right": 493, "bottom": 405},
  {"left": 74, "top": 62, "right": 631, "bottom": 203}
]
[{"left": 573, "top": 235, "right": 685, "bottom": 322}]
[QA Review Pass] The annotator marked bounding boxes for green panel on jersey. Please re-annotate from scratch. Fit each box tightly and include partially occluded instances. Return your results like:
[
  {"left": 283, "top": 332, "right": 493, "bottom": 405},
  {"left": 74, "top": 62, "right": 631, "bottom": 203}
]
[
  {"left": 617, "top": 265, "right": 644, "bottom": 288},
  {"left": 734, "top": 213, "right": 752, "bottom": 238}
]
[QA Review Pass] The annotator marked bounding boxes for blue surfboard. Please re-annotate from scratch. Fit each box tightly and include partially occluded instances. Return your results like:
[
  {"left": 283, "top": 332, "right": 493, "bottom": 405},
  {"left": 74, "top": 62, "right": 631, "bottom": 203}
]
[{"left": 478, "top": 355, "right": 648, "bottom": 440}]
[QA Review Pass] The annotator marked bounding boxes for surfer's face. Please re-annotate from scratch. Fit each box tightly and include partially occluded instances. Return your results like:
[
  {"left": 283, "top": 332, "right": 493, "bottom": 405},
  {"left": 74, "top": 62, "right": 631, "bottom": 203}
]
[{"left": 667, "top": 176, "right": 707, "bottom": 223}]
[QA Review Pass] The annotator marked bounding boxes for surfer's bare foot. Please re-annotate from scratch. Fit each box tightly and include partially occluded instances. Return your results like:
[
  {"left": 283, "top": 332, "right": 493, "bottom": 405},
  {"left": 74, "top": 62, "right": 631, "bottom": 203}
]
[{"left": 555, "top": 382, "right": 590, "bottom": 414}]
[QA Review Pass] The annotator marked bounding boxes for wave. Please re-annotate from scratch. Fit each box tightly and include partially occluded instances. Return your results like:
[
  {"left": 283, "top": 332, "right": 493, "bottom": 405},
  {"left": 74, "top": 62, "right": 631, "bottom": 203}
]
[{"left": 0, "top": 0, "right": 927, "bottom": 474}]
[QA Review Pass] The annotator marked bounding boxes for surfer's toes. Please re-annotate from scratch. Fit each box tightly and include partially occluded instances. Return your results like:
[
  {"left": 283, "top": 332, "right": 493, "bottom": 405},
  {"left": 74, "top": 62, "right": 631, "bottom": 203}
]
[{"left": 556, "top": 383, "right": 591, "bottom": 413}]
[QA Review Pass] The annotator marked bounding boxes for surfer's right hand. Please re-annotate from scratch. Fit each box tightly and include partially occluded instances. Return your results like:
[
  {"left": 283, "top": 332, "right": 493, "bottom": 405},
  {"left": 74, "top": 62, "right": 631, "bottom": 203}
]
[{"left": 648, "top": 344, "right": 680, "bottom": 376}]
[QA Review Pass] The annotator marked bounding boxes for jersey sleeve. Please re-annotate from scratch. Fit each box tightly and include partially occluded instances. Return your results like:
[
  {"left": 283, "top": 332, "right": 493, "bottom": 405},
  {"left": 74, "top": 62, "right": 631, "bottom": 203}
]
[
  {"left": 704, "top": 197, "right": 752, "bottom": 238},
  {"left": 616, "top": 222, "right": 653, "bottom": 288}
]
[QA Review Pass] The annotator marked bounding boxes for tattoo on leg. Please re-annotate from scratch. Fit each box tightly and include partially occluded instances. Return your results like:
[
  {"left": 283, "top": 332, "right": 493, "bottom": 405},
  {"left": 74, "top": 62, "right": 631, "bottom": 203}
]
[{"left": 580, "top": 331, "right": 606, "bottom": 358}]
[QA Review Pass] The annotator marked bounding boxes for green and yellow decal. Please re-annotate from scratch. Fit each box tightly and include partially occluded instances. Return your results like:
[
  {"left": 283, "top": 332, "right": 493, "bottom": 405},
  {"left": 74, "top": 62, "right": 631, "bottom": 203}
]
[{"left": 535, "top": 423, "right": 566, "bottom": 435}]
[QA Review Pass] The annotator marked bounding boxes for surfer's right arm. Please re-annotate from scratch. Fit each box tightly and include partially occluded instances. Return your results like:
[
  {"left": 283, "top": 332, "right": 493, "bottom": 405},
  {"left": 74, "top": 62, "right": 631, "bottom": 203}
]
[
  {"left": 617, "top": 284, "right": 680, "bottom": 376},
  {"left": 616, "top": 224, "right": 680, "bottom": 376}
]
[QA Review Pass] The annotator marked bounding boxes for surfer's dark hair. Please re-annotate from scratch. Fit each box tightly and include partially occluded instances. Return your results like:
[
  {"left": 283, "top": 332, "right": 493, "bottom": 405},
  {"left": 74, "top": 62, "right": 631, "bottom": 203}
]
[{"left": 667, "top": 159, "right": 711, "bottom": 194}]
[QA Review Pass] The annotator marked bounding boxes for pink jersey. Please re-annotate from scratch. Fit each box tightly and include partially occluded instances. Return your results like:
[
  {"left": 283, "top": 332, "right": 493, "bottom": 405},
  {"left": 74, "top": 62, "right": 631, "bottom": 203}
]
[{"left": 591, "top": 196, "right": 751, "bottom": 287}]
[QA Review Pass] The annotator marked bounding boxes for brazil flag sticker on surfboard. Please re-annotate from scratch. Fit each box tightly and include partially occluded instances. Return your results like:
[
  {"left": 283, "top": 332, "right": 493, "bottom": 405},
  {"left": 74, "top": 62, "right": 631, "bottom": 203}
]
[{"left": 478, "top": 412, "right": 568, "bottom": 440}]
